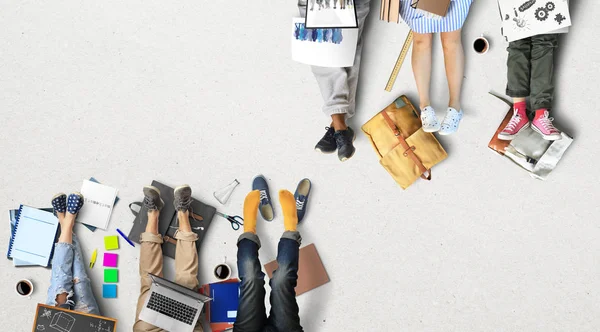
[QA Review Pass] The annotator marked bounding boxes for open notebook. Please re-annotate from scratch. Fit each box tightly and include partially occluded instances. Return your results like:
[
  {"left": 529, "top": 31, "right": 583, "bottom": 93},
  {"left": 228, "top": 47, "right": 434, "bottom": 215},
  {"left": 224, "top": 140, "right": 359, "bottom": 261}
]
[{"left": 8, "top": 205, "right": 59, "bottom": 267}]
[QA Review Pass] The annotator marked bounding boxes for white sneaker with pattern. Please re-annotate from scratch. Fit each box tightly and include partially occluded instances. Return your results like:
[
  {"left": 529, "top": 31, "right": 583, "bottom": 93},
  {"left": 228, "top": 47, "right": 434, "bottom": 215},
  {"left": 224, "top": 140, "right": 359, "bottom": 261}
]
[
  {"left": 420, "top": 106, "right": 441, "bottom": 132},
  {"left": 439, "top": 107, "right": 464, "bottom": 136}
]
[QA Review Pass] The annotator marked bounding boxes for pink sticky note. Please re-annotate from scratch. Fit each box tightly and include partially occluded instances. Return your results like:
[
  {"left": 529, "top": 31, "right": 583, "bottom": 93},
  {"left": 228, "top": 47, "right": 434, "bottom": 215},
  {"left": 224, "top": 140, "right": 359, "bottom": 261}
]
[{"left": 103, "top": 253, "right": 118, "bottom": 268}]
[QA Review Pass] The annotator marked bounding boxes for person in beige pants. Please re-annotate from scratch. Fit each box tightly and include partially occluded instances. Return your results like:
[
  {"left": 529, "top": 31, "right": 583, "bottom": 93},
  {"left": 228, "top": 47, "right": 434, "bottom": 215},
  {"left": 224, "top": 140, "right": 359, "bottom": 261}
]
[{"left": 133, "top": 184, "right": 204, "bottom": 332}]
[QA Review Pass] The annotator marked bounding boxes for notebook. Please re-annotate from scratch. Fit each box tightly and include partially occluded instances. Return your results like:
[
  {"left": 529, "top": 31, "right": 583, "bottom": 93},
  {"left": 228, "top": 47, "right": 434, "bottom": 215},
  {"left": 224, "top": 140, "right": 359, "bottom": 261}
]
[
  {"left": 264, "top": 243, "right": 330, "bottom": 296},
  {"left": 200, "top": 279, "right": 239, "bottom": 332},
  {"left": 8, "top": 208, "right": 58, "bottom": 267},
  {"left": 8, "top": 205, "right": 60, "bottom": 266},
  {"left": 77, "top": 179, "right": 118, "bottom": 230},
  {"left": 210, "top": 282, "right": 240, "bottom": 323}
]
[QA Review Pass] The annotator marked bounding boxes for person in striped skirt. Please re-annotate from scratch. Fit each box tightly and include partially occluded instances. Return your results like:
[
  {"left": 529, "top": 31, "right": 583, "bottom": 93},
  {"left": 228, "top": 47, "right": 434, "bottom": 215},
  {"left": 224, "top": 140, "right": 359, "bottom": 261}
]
[{"left": 400, "top": 0, "right": 474, "bottom": 135}]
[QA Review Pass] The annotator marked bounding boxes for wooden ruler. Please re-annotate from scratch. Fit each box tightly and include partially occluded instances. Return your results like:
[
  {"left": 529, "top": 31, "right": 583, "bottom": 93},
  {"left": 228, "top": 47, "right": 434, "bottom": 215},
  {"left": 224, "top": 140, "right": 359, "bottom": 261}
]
[{"left": 384, "top": 30, "right": 414, "bottom": 92}]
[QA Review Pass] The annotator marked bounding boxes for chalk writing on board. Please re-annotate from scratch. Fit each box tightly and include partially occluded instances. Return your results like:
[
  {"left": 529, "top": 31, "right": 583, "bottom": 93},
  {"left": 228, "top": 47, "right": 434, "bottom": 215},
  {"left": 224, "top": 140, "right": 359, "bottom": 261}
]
[
  {"left": 42, "top": 309, "right": 52, "bottom": 320},
  {"left": 89, "top": 320, "right": 113, "bottom": 332},
  {"left": 37, "top": 325, "right": 45, "bottom": 331},
  {"left": 49, "top": 312, "right": 76, "bottom": 332}
]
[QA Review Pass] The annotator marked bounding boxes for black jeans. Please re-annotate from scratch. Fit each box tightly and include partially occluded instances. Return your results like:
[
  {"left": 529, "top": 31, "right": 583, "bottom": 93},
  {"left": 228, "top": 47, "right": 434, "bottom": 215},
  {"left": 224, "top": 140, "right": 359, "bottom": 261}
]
[
  {"left": 506, "top": 34, "right": 558, "bottom": 112},
  {"left": 233, "top": 232, "right": 303, "bottom": 332}
]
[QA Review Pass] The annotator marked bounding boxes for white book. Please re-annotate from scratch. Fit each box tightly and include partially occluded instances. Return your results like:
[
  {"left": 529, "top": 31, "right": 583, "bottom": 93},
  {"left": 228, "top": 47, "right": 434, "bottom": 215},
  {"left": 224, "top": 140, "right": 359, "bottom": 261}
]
[{"left": 77, "top": 180, "right": 118, "bottom": 230}]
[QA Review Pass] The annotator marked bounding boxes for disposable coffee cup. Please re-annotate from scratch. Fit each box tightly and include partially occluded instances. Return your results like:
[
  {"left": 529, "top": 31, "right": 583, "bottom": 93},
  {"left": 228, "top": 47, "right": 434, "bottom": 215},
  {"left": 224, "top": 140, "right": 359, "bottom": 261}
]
[
  {"left": 16, "top": 279, "right": 34, "bottom": 298},
  {"left": 473, "top": 35, "right": 489, "bottom": 54},
  {"left": 214, "top": 257, "right": 232, "bottom": 280}
]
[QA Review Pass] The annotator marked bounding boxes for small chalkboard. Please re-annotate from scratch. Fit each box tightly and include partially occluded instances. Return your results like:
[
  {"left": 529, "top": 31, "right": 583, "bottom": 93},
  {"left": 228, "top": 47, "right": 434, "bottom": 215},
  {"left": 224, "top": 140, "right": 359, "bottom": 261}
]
[{"left": 32, "top": 303, "right": 117, "bottom": 332}]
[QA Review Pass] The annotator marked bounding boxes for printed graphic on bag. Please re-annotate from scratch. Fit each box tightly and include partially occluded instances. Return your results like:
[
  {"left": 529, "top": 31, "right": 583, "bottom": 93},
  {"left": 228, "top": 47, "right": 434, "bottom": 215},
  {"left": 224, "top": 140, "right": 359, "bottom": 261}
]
[
  {"left": 294, "top": 23, "right": 344, "bottom": 44},
  {"left": 291, "top": 17, "right": 358, "bottom": 67}
]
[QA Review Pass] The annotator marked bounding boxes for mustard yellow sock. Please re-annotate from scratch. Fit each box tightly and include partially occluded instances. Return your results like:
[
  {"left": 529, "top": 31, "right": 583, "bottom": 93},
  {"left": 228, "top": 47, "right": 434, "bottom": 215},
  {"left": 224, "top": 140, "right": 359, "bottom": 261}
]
[
  {"left": 243, "top": 190, "right": 260, "bottom": 234},
  {"left": 279, "top": 190, "right": 298, "bottom": 231}
]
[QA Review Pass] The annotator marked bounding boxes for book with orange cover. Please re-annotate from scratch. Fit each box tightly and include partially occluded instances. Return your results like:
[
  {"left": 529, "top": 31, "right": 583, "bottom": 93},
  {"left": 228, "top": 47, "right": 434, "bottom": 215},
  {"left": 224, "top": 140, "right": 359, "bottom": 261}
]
[{"left": 264, "top": 243, "right": 329, "bottom": 296}]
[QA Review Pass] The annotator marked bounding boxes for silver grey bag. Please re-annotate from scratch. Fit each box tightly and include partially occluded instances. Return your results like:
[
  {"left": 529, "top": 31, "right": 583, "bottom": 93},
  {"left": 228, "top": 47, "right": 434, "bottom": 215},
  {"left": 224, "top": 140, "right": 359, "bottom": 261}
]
[{"left": 488, "top": 93, "right": 573, "bottom": 180}]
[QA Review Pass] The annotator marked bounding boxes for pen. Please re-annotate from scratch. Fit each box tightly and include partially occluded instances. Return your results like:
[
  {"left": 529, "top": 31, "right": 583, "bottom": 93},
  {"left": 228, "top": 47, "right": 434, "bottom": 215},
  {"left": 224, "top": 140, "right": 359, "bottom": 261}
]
[
  {"left": 116, "top": 228, "right": 135, "bottom": 247},
  {"left": 89, "top": 249, "right": 97, "bottom": 268}
]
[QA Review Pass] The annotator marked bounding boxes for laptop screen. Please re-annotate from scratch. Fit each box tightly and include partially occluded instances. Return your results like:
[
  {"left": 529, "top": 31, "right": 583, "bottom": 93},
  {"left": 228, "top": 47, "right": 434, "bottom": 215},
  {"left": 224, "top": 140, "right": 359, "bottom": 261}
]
[{"left": 149, "top": 274, "right": 211, "bottom": 302}]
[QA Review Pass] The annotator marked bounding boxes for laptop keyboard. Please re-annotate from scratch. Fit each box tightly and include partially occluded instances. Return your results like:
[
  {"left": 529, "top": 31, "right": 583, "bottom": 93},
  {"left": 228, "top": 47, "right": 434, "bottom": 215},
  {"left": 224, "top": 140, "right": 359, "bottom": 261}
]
[{"left": 147, "top": 292, "right": 198, "bottom": 325}]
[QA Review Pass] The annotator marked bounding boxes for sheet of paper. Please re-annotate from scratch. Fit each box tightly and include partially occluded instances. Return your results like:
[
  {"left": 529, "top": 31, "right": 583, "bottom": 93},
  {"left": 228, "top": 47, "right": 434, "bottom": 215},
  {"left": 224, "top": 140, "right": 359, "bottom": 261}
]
[
  {"left": 498, "top": 0, "right": 571, "bottom": 42},
  {"left": 291, "top": 17, "right": 358, "bottom": 68},
  {"left": 77, "top": 179, "right": 118, "bottom": 230}
]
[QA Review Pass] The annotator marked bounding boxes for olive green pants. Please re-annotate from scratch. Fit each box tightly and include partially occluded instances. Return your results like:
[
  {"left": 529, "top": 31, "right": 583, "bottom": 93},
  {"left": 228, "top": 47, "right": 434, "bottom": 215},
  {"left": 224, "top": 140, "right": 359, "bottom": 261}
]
[{"left": 506, "top": 34, "right": 558, "bottom": 113}]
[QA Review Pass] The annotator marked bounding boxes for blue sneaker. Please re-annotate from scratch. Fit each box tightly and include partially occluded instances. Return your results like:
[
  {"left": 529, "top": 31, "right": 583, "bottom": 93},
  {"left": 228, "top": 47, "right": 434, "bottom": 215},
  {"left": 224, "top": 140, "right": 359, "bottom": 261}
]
[
  {"left": 294, "top": 178, "right": 311, "bottom": 223},
  {"left": 252, "top": 175, "right": 274, "bottom": 221},
  {"left": 67, "top": 192, "right": 85, "bottom": 215},
  {"left": 51, "top": 193, "right": 67, "bottom": 215}
]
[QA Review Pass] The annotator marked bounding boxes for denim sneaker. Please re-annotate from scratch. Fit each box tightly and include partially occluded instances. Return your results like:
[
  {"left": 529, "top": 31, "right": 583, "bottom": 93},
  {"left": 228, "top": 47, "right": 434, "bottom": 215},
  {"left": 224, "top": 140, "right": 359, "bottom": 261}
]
[
  {"left": 294, "top": 178, "right": 311, "bottom": 223},
  {"left": 66, "top": 192, "right": 85, "bottom": 215},
  {"left": 315, "top": 127, "right": 337, "bottom": 154},
  {"left": 252, "top": 175, "right": 274, "bottom": 221},
  {"left": 51, "top": 193, "right": 67, "bottom": 215},
  {"left": 334, "top": 127, "right": 356, "bottom": 162},
  {"left": 143, "top": 185, "right": 164, "bottom": 211},
  {"left": 173, "top": 185, "right": 193, "bottom": 211}
]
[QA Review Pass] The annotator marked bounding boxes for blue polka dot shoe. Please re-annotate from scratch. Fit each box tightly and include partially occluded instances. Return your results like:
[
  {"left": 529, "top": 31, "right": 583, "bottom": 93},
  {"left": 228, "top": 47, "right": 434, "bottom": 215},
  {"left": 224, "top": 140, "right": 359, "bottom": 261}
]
[
  {"left": 67, "top": 192, "right": 85, "bottom": 215},
  {"left": 51, "top": 193, "right": 67, "bottom": 215}
]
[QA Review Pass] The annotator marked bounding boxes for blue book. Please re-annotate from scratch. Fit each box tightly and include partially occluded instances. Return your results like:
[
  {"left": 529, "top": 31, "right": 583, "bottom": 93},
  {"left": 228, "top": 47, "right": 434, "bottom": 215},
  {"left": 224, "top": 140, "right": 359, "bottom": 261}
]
[
  {"left": 8, "top": 205, "right": 59, "bottom": 267},
  {"left": 210, "top": 282, "right": 240, "bottom": 323}
]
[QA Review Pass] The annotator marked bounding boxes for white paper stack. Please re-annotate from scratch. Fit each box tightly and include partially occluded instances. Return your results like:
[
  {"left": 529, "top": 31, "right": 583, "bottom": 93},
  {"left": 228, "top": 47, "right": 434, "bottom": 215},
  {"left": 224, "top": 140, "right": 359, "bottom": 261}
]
[
  {"left": 77, "top": 180, "right": 118, "bottom": 230},
  {"left": 497, "top": 0, "right": 571, "bottom": 42}
]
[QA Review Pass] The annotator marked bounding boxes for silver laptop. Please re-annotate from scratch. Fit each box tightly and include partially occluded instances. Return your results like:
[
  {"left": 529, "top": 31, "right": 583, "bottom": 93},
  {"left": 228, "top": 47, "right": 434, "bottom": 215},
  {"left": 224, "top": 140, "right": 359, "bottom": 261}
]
[{"left": 139, "top": 274, "right": 211, "bottom": 332}]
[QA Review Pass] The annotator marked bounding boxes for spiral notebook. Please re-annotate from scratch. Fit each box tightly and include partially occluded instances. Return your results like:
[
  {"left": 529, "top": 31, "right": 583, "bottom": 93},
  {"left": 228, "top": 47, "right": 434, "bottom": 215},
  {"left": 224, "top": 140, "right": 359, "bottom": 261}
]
[{"left": 7, "top": 205, "right": 59, "bottom": 267}]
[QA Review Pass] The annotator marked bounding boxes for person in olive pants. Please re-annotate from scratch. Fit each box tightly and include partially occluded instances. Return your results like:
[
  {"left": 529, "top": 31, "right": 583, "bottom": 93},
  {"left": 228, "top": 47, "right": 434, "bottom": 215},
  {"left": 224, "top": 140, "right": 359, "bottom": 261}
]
[{"left": 499, "top": 33, "right": 562, "bottom": 141}]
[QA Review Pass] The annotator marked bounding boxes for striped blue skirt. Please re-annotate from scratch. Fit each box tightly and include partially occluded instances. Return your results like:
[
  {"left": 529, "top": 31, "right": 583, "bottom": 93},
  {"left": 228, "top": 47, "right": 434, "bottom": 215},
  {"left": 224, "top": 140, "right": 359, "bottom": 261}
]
[{"left": 400, "top": 0, "right": 474, "bottom": 33}]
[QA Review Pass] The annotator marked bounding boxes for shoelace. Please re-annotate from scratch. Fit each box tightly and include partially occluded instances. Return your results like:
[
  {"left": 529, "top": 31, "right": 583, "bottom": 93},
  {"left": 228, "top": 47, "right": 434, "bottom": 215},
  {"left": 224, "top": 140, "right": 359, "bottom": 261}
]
[
  {"left": 537, "top": 114, "right": 559, "bottom": 133},
  {"left": 421, "top": 111, "right": 436, "bottom": 123},
  {"left": 175, "top": 196, "right": 193, "bottom": 210},
  {"left": 334, "top": 131, "right": 350, "bottom": 146},
  {"left": 259, "top": 190, "right": 269, "bottom": 204},
  {"left": 443, "top": 110, "right": 462, "bottom": 127},
  {"left": 504, "top": 113, "right": 522, "bottom": 132},
  {"left": 143, "top": 196, "right": 158, "bottom": 210},
  {"left": 296, "top": 196, "right": 306, "bottom": 210}
]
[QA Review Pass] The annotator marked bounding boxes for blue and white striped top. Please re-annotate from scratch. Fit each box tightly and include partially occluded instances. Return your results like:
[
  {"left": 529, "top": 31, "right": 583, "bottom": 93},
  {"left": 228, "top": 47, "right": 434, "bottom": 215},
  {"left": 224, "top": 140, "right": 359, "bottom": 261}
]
[{"left": 400, "top": 0, "right": 474, "bottom": 33}]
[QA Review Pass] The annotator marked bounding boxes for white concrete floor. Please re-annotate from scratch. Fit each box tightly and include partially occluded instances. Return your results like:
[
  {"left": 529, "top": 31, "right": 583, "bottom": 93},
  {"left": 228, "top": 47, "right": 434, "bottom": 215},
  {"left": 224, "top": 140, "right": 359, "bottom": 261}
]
[{"left": 1, "top": 1, "right": 599, "bottom": 331}]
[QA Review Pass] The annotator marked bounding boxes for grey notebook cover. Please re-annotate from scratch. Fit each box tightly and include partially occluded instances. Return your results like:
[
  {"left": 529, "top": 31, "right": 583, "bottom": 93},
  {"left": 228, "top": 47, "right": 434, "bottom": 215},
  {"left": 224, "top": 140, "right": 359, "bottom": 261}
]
[{"left": 128, "top": 181, "right": 216, "bottom": 259}]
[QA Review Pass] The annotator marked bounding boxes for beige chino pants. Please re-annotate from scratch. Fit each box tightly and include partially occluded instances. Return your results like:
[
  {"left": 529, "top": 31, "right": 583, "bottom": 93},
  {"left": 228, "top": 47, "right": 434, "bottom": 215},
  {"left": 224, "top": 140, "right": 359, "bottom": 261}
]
[{"left": 133, "top": 231, "right": 203, "bottom": 332}]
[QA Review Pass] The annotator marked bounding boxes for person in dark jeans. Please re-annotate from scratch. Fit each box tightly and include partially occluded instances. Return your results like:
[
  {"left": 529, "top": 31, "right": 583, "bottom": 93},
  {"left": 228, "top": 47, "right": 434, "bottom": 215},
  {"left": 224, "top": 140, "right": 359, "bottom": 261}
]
[
  {"left": 234, "top": 190, "right": 303, "bottom": 332},
  {"left": 498, "top": 34, "right": 562, "bottom": 141}
]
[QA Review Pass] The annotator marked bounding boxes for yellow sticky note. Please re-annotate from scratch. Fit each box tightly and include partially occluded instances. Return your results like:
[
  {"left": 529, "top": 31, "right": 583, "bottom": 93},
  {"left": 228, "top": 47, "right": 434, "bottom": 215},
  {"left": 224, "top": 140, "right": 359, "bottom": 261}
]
[{"left": 104, "top": 235, "right": 119, "bottom": 250}]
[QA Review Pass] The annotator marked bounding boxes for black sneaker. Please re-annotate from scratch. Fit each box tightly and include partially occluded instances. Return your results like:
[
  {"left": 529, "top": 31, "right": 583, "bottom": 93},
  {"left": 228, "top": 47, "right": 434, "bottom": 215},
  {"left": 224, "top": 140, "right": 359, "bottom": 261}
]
[
  {"left": 314, "top": 127, "right": 337, "bottom": 154},
  {"left": 334, "top": 127, "right": 356, "bottom": 162}
]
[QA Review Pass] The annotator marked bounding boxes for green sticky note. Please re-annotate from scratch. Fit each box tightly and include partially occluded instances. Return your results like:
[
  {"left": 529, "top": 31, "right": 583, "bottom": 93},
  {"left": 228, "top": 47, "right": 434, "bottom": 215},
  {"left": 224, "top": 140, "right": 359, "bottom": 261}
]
[
  {"left": 104, "top": 235, "right": 119, "bottom": 250},
  {"left": 104, "top": 268, "right": 119, "bottom": 283}
]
